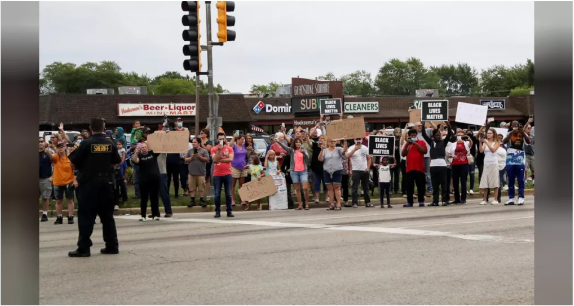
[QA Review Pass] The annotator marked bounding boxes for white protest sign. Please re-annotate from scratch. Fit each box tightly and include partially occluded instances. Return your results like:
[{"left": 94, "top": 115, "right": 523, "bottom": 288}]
[
  {"left": 268, "top": 174, "right": 288, "bottom": 210},
  {"left": 455, "top": 102, "right": 488, "bottom": 126},
  {"left": 493, "top": 128, "right": 508, "bottom": 139}
]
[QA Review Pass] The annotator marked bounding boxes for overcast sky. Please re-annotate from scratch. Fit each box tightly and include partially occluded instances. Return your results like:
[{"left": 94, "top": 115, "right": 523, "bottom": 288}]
[{"left": 40, "top": 1, "right": 534, "bottom": 93}]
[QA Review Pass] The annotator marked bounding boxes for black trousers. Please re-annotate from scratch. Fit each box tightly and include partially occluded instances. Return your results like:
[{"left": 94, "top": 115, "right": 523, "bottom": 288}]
[
  {"left": 284, "top": 172, "right": 295, "bottom": 209},
  {"left": 166, "top": 164, "right": 180, "bottom": 196},
  {"left": 179, "top": 163, "right": 189, "bottom": 192},
  {"left": 390, "top": 165, "right": 400, "bottom": 193},
  {"left": 400, "top": 160, "right": 407, "bottom": 195},
  {"left": 430, "top": 166, "right": 448, "bottom": 204},
  {"left": 446, "top": 167, "right": 452, "bottom": 202},
  {"left": 405, "top": 171, "right": 426, "bottom": 204},
  {"left": 379, "top": 182, "right": 391, "bottom": 205},
  {"left": 77, "top": 176, "right": 118, "bottom": 251},
  {"left": 452, "top": 164, "right": 469, "bottom": 203},
  {"left": 341, "top": 174, "right": 350, "bottom": 202},
  {"left": 140, "top": 179, "right": 160, "bottom": 218},
  {"left": 351, "top": 170, "right": 370, "bottom": 205}
]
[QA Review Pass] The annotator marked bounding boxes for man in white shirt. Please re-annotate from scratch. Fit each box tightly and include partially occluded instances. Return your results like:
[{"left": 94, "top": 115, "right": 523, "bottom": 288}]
[{"left": 346, "top": 138, "right": 373, "bottom": 208}]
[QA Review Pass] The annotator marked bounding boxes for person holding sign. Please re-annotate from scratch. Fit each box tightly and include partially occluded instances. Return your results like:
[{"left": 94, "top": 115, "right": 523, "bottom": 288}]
[
  {"left": 502, "top": 122, "right": 531, "bottom": 205},
  {"left": 132, "top": 142, "right": 161, "bottom": 222},
  {"left": 276, "top": 138, "right": 310, "bottom": 210},
  {"left": 421, "top": 122, "right": 452, "bottom": 206},
  {"left": 318, "top": 137, "right": 348, "bottom": 210},
  {"left": 401, "top": 129, "right": 428, "bottom": 207}
]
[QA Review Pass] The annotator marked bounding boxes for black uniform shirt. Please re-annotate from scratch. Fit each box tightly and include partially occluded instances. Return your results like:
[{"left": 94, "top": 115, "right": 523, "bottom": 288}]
[{"left": 70, "top": 134, "right": 121, "bottom": 183}]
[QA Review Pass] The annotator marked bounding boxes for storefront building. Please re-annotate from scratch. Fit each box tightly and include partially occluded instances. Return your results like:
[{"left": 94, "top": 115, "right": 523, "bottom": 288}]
[{"left": 40, "top": 82, "right": 534, "bottom": 135}]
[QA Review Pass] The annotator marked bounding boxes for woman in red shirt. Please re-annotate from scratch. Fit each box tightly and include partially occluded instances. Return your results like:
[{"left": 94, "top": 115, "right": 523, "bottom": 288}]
[{"left": 449, "top": 130, "right": 473, "bottom": 204}]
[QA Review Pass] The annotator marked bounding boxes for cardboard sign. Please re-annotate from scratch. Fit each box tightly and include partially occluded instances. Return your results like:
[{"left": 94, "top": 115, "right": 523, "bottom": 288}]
[
  {"left": 409, "top": 109, "right": 421, "bottom": 123},
  {"left": 455, "top": 102, "right": 488, "bottom": 126},
  {"left": 421, "top": 100, "right": 448, "bottom": 121},
  {"left": 320, "top": 98, "right": 342, "bottom": 115},
  {"left": 325, "top": 116, "right": 366, "bottom": 140},
  {"left": 368, "top": 136, "right": 395, "bottom": 156},
  {"left": 238, "top": 176, "right": 278, "bottom": 203},
  {"left": 146, "top": 130, "right": 190, "bottom": 153}
]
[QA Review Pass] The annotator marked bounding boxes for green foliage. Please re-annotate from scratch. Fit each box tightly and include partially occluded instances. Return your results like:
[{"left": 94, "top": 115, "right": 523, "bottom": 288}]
[
  {"left": 40, "top": 61, "right": 226, "bottom": 95},
  {"left": 125, "top": 167, "right": 134, "bottom": 185},
  {"left": 509, "top": 86, "right": 534, "bottom": 96},
  {"left": 431, "top": 63, "right": 479, "bottom": 96},
  {"left": 374, "top": 58, "right": 440, "bottom": 96},
  {"left": 339, "top": 70, "right": 375, "bottom": 96},
  {"left": 249, "top": 82, "right": 283, "bottom": 97},
  {"left": 478, "top": 59, "right": 534, "bottom": 96}
]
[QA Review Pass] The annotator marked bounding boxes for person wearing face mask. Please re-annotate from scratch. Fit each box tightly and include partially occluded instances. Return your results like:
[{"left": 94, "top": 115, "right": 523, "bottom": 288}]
[
  {"left": 449, "top": 129, "right": 473, "bottom": 204},
  {"left": 401, "top": 129, "right": 428, "bottom": 207},
  {"left": 421, "top": 122, "right": 452, "bottom": 206}
]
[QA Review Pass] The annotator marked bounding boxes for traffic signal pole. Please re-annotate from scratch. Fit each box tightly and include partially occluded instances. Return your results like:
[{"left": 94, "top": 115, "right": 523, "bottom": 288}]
[
  {"left": 205, "top": 1, "right": 218, "bottom": 144},
  {"left": 195, "top": 73, "right": 200, "bottom": 136}
]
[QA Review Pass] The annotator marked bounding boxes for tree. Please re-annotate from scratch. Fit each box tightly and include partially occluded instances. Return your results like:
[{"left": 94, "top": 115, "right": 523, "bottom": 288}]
[
  {"left": 431, "top": 63, "right": 479, "bottom": 96},
  {"left": 249, "top": 82, "right": 283, "bottom": 97},
  {"left": 151, "top": 71, "right": 189, "bottom": 85},
  {"left": 150, "top": 78, "right": 195, "bottom": 95},
  {"left": 339, "top": 70, "right": 375, "bottom": 96},
  {"left": 509, "top": 86, "right": 534, "bottom": 96},
  {"left": 316, "top": 72, "right": 336, "bottom": 81},
  {"left": 374, "top": 58, "right": 440, "bottom": 96},
  {"left": 478, "top": 60, "right": 534, "bottom": 96}
]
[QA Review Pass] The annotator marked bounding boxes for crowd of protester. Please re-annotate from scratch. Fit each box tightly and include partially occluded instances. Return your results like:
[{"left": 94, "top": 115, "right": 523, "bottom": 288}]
[{"left": 39, "top": 114, "right": 534, "bottom": 223}]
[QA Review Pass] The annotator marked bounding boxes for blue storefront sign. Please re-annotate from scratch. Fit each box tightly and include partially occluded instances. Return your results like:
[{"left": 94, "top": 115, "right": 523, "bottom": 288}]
[{"left": 480, "top": 100, "right": 505, "bottom": 110}]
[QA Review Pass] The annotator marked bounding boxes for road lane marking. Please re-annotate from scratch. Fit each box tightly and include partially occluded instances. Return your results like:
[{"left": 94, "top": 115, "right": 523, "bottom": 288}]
[
  {"left": 115, "top": 216, "right": 534, "bottom": 243},
  {"left": 400, "top": 216, "right": 534, "bottom": 229}
]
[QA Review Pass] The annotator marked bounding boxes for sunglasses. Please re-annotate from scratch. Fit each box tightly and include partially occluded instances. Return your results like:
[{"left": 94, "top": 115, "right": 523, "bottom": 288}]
[{"left": 56, "top": 145, "right": 64, "bottom": 148}]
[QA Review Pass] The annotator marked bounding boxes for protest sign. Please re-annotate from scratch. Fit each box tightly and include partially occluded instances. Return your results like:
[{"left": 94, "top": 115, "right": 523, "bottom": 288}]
[
  {"left": 409, "top": 109, "right": 421, "bottom": 123},
  {"left": 146, "top": 130, "right": 190, "bottom": 153},
  {"left": 238, "top": 176, "right": 278, "bottom": 203},
  {"left": 493, "top": 128, "right": 508, "bottom": 139},
  {"left": 422, "top": 100, "right": 449, "bottom": 121},
  {"left": 320, "top": 98, "right": 342, "bottom": 115},
  {"left": 325, "top": 116, "right": 366, "bottom": 140},
  {"left": 268, "top": 174, "right": 288, "bottom": 210},
  {"left": 368, "top": 136, "right": 395, "bottom": 156},
  {"left": 455, "top": 102, "right": 489, "bottom": 126}
]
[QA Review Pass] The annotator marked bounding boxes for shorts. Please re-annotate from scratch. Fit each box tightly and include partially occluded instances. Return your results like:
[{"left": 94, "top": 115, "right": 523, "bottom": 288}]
[
  {"left": 323, "top": 170, "right": 343, "bottom": 185},
  {"left": 54, "top": 183, "right": 75, "bottom": 200},
  {"left": 188, "top": 175, "right": 206, "bottom": 193},
  {"left": 290, "top": 170, "right": 308, "bottom": 184},
  {"left": 39, "top": 178, "right": 53, "bottom": 199},
  {"left": 526, "top": 155, "right": 535, "bottom": 174},
  {"left": 232, "top": 166, "right": 249, "bottom": 178}
]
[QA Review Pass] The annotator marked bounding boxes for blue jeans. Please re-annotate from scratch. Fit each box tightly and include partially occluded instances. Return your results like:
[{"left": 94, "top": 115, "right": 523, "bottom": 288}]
[
  {"left": 424, "top": 157, "right": 432, "bottom": 192},
  {"left": 213, "top": 175, "right": 233, "bottom": 213},
  {"left": 133, "top": 164, "right": 141, "bottom": 197},
  {"left": 312, "top": 169, "right": 327, "bottom": 192},
  {"left": 290, "top": 171, "right": 308, "bottom": 184},
  {"left": 506, "top": 164, "right": 525, "bottom": 199},
  {"left": 159, "top": 174, "right": 173, "bottom": 214}
]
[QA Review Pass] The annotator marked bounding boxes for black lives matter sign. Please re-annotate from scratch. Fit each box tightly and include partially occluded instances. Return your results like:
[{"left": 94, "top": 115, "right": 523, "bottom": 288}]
[
  {"left": 320, "top": 98, "right": 342, "bottom": 115},
  {"left": 368, "top": 136, "right": 395, "bottom": 156},
  {"left": 421, "top": 100, "right": 449, "bottom": 121}
]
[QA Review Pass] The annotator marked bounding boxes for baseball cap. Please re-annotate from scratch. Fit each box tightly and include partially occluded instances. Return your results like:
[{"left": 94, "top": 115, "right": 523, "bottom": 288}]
[{"left": 177, "top": 117, "right": 182, "bottom": 121}]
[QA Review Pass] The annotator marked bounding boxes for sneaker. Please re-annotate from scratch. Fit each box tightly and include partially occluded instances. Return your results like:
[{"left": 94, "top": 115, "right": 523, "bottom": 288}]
[
  {"left": 214, "top": 212, "right": 221, "bottom": 218},
  {"left": 518, "top": 197, "right": 525, "bottom": 205},
  {"left": 153, "top": 217, "right": 160, "bottom": 221},
  {"left": 352, "top": 204, "right": 358, "bottom": 208},
  {"left": 41, "top": 214, "right": 48, "bottom": 222},
  {"left": 200, "top": 198, "right": 207, "bottom": 208},
  {"left": 430, "top": 203, "right": 439, "bottom": 207},
  {"left": 505, "top": 199, "right": 515, "bottom": 206},
  {"left": 54, "top": 216, "right": 63, "bottom": 225},
  {"left": 491, "top": 200, "right": 499, "bottom": 205},
  {"left": 532, "top": 179, "right": 535, "bottom": 186},
  {"left": 188, "top": 198, "right": 196, "bottom": 208},
  {"left": 479, "top": 201, "right": 487, "bottom": 205},
  {"left": 441, "top": 202, "right": 449, "bottom": 206},
  {"left": 418, "top": 202, "right": 425, "bottom": 207},
  {"left": 227, "top": 212, "right": 235, "bottom": 218},
  {"left": 325, "top": 197, "right": 330, "bottom": 203},
  {"left": 68, "top": 216, "right": 74, "bottom": 224},
  {"left": 527, "top": 176, "right": 533, "bottom": 181},
  {"left": 164, "top": 214, "right": 173, "bottom": 218},
  {"left": 402, "top": 194, "right": 408, "bottom": 198},
  {"left": 114, "top": 205, "right": 119, "bottom": 211},
  {"left": 139, "top": 217, "right": 147, "bottom": 222},
  {"left": 503, "top": 185, "right": 509, "bottom": 191},
  {"left": 343, "top": 201, "right": 351, "bottom": 207},
  {"left": 206, "top": 196, "right": 211, "bottom": 201},
  {"left": 469, "top": 190, "right": 474, "bottom": 195},
  {"left": 403, "top": 203, "right": 413, "bottom": 207},
  {"left": 467, "top": 190, "right": 470, "bottom": 194}
]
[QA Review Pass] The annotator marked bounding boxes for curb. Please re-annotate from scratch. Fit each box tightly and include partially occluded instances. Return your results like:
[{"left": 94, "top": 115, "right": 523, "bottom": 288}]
[{"left": 38, "top": 189, "right": 534, "bottom": 218}]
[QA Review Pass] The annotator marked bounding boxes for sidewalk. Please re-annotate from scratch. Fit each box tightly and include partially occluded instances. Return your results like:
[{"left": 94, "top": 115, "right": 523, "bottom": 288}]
[{"left": 38, "top": 189, "right": 534, "bottom": 217}]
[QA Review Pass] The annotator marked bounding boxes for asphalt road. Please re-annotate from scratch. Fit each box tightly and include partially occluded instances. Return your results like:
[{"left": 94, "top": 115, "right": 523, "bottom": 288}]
[{"left": 40, "top": 195, "right": 534, "bottom": 305}]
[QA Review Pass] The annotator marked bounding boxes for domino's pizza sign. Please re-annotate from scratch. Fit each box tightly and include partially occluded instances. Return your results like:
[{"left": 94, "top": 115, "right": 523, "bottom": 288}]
[
  {"left": 253, "top": 101, "right": 292, "bottom": 114},
  {"left": 253, "top": 101, "right": 265, "bottom": 114}
]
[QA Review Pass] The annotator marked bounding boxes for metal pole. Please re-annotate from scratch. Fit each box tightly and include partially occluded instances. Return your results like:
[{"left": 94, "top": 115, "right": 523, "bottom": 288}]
[
  {"left": 195, "top": 73, "right": 200, "bottom": 137},
  {"left": 205, "top": 1, "right": 216, "bottom": 144}
]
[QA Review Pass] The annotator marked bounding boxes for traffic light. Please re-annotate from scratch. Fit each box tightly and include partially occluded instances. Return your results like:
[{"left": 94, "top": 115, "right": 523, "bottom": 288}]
[
  {"left": 181, "top": 1, "right": 201, "bottom": 72},
  {"left": 216, "top": 1, "right": 235, "bottom": 42}
]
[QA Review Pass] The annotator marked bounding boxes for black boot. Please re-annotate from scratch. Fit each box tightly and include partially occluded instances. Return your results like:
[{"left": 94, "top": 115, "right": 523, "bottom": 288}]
[
  {"left": 200, "top": 198, "right": 207, "bottom": 208},
  {"left": 54, "top": 216, "right": 63, "bottom": 225},
  {"left": 188, "top": 197, "right": 196, "bottom": 208},
  {"left": 68, "top": 216, "right": 74, "bottom": 224},
  {"left": 100, "top": 248, "right": 119, "bottom": 255},
  {"left": 68, "top": 249, "right": 90, "bottom": 257},
  {"left": 214, "top": 212, "right": 221, "bottom": 218},
  {"left": 227, "top": 212, "right": 235, "bottom": 218}
]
